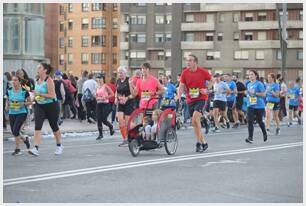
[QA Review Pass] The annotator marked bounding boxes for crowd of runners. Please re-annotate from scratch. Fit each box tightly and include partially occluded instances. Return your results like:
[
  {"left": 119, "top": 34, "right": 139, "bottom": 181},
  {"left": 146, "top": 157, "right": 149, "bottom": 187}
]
[{"left": 3, "top": 54, "right": 303, "bottom": 155}]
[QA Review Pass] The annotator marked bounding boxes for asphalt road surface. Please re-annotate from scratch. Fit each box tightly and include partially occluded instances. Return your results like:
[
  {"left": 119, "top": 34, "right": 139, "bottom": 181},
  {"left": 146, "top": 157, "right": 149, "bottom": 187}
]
[{"left": 3, "top": 124, "right": 303, "bottom": 203}]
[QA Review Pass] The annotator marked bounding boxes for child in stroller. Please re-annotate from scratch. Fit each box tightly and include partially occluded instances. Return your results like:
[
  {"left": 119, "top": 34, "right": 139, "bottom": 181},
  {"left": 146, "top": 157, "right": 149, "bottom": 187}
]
[{"left": 142, "top": 109, "right": 163, "bottom": 141}]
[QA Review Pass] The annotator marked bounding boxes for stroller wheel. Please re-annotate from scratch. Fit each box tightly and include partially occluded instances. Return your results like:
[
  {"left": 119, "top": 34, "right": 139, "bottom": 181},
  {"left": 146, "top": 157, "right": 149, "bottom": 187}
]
[
  {"left": 128, "top": 139, "right": 141, "bottom": 157},
  {"left": 165, "top": 127, "right": 178, "bottom": 155}
]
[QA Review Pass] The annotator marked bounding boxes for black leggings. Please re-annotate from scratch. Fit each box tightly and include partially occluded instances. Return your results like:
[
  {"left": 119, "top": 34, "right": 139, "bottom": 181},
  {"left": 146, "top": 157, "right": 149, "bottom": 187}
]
[
  {"left": 247, "top": 107, "right": 267, "bottom": 139},
  {"left": 35, "top": 101, "right": 60, "bottom": 132},
  {"left": 96, "top": 103, "right": 112, "bottom": 135},
  {"left": 9, "top": 113, "right": 27, "bottom": 137}
]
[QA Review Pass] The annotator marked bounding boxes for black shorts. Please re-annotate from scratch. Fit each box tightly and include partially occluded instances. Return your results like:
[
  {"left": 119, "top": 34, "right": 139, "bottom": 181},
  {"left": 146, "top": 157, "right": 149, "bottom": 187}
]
[
  {"left": 289, "top": 105, "right": 298, "bottom": 111},
  {"left": 236, "top": 97, "right": 244, "bottom": 110},
  {"left": 9, "top": 113, "right": 27, "bottom": 137},
  {"left": 188, "top": 100, "right": 205, "bottom": 117},
  {"left": 117, "top": 99, "right": 135, "bottom": 116},
  {"left": 227, "top": 101, "right": 235, "bottom": 109},
  {"left": 35, "top": 101, "right": 60, "bottom": 132},
  {"left": 266, "top": 101, "right": 280, "bottom": 111},
  {"left": 213, "top": 100, "right": 227, "bottom": 111}
]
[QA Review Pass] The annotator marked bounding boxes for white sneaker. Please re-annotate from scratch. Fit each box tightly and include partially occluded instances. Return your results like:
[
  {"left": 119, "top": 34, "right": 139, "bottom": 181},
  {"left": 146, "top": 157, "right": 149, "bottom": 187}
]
[
  {"left": 28, "top": 147, "right": 39, "bottom": 156},
  {"left": 54, "top": 145, "right": 64, "bottom": 155}
]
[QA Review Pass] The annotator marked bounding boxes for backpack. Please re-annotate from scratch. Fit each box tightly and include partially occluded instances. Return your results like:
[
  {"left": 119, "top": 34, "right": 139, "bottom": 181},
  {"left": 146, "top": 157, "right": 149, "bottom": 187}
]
[
  {"left": 63, "top": 81, "right": 72, "bottom": 100},
  {"left": 82, "top": 88, "right": 94, "bottom": 102}
]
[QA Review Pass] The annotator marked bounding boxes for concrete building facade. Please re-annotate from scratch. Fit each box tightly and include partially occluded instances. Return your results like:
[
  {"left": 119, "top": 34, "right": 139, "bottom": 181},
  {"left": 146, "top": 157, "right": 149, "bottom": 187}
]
[{"left": 3, "top": 3, "right": 46, "bottom": 78}]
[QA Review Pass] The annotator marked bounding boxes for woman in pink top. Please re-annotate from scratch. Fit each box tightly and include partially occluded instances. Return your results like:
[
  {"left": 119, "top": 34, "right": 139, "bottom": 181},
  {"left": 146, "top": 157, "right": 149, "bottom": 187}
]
[
  {"left": 136, "top": 63, "right": 165, "bottom": 109},
  {"left": 95, "top": 74, "right": 115, "bottom": 140}
]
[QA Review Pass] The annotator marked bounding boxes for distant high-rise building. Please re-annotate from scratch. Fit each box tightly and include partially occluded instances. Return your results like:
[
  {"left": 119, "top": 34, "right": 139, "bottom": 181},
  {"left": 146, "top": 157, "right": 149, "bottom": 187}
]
[{"left": 3, "top": 3, "right": 46, "bottom": 78}]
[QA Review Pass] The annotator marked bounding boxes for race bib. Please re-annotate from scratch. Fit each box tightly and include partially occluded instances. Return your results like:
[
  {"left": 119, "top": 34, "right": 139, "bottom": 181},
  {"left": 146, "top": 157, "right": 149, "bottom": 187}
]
[
  {"left": 249, "top": 97, "right": 257, "bottom": 105},
  {"left": 288, "top": 94, "right": 295, "bottom": 99},
  {"left": 141, "top": 91, "right": 151, "bottom": 101},
  {"left": 190, "top": 88, "right": 200, "bottom": 99},
  {"left": 162, "top": 98, "right": 170, "bottom": 105},
  {"left": 267, "top": 102, "right": 274, "bottom": 109},
  {"left": 10, "top": 102, "right": 21, "bottom": 110},
  {"left": 35, "top": 95, "right": 46, "bottom": 103}
]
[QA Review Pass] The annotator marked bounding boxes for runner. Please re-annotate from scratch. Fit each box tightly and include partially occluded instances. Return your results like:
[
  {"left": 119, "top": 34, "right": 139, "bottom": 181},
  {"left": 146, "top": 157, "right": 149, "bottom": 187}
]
[
  {"left": 28, "top": 63, "right": 63, "bottom": 156},
  {"left": 160, "top": 75, "right": 177, "bottom": 109},
  {"left": 95, "top": 74, "right": 115, "bottom": 140},
  {"left": 265, "top": 73, "right": 281, "bottom": 135},
  {"left": 245, "top": 70, "right": 267, "bottom": 144},
  {"left": 177, "top": 54, "right": 212, "bottom": 152},
  {"left": 136, "top": 62, "right": 165, "bottom": 110},
  {"left": 212, "top": 73, "right": 230, "bottom": 133},
  {"left": 232, "top": 74, "right": 247, "bottom": 125},
  {"left": 116, "top": 66, "right": 138, "bottom": 146},
  {"left": 6, "top": 75, "right": 32, "bottom": 155},
  {"left": 287, "top": 81, "right": 302, "bottom": 126}
]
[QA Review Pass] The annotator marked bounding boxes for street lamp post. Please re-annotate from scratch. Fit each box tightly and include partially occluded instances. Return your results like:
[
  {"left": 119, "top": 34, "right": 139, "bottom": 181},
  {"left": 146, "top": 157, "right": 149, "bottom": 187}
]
[{"left": 277, "top": 3, "right": 287, "bottom": 80}]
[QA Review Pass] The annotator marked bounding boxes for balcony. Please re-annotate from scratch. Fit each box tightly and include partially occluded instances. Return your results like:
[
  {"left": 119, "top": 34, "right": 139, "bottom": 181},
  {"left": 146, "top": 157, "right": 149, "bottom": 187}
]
[
  {"left": 181, "top": 22, "right": 215, "bottom": 31},
  {"left": 147, "top": 60, "right": 165, "bottom": 68},
  {"left": 120, "top": 42, "right": 129, "bottom": 50},
  {"left": 238, "top": 20, "right": 302, "bottom": 30},
  {"left": 120, "top": 23, "right": 129, "bottom": 32},
  {"left": 239, "top": 40, "right": 280, "bottom": 49},
  {"left": 181, "top": 41, "right": 214, "bottom": 50},
  {"left": 199, "top": 3, "right": 276, "bottom": 12},
  {"left": 287, "top": 40, "right": 303, "bottom": 48}
]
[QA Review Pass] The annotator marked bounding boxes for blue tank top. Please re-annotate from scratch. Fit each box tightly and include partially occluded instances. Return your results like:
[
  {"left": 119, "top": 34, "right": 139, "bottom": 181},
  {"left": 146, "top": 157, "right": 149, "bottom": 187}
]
[
  {"left": 7, "top": 88, "right": 29, "bottom": 115},
  {"left": 35, "top": 78, "right": 57, "bottom": 104}
]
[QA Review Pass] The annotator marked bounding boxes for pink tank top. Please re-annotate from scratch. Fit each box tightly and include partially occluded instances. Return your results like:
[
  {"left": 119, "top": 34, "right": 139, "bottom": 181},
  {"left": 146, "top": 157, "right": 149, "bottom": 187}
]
[
  {"left": 96, "top": 85, "right": 109, "bottom": 103},
  {"left": 136, "top": 75, "right": 159, "bottom": 109}
]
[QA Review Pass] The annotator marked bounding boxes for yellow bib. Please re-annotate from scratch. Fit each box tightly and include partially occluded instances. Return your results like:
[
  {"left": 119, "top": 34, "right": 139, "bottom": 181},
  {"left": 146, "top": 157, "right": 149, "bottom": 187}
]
[
  {"left": 267, "top": 102, "right": 274, "bottom": 109},
  {"left": 190, "top": 88, "right": 200, "bottom": 99},
  {"left": 249, "top": 97, "right": 257, "bottom": 105}
]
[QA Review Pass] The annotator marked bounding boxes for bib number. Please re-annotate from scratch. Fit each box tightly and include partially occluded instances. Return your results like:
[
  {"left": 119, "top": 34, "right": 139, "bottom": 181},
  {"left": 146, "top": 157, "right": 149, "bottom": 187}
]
[
  {"left": 141, "top": 91, "right": 151, "bottom": 101},
  {"left": 35, "top": 95, "right": 46, "bottom": 103},
  {"left": 10, "top": 102, "right": 21, "bottom": 110},
  {"left": 190, "top": 88, "right": 200, "bottom": 99},
  {"left": 267, "top": 102, "right": 274, "bottom": 109},
  {"left": 162, "top": 98, "right": 170, "bottom": 105},
  {"left": 249, "top": 97, "right": 257, "bottom": 105},
  {"left": 288, "top": 94, "right": 295, "bottom": 99}
]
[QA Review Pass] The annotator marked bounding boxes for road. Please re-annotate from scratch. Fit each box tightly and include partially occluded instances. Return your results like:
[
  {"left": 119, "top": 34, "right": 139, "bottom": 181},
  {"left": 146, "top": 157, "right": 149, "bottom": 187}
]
[{"left": 3, "top": 124, "right": 303, "bottom": 203}]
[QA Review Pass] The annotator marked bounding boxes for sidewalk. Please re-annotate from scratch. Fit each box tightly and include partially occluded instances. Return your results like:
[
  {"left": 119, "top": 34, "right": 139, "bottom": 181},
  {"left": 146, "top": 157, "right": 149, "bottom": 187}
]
[{"left": 3, "top": 118, "right": 116, "bottom": 140}]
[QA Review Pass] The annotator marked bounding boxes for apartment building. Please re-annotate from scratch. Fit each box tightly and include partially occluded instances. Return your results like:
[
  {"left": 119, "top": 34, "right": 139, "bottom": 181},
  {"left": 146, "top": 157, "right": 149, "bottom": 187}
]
[
  {"left": 51, "top": 3, "right": 120, "bottom": 79},
  {"left": 119, "top": 3, "right": 182, "bottom": 77},
  {"left": 180, "top": 3, "right": 303, "bottom": 81}
]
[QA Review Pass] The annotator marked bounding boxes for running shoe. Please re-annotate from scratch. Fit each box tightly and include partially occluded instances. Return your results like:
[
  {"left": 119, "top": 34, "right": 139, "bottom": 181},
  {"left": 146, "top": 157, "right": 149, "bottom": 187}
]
[
  {"left": 96, "top": 135, "right": 103, "bottom": 140},
  {"left": 276, "top": 128, "right": 280, "bottom": 135},
  {"left": 55, "top": 145, "right": 64, "bottom": 155},
  {"left": 213, "top": 127, "right": 221, "bottom": 133},
  {"left": 202, "top": 143, "right": 208, "bottom": 152},
  {"left": 287, "top": 122, "right": 293, "bottom": 127},
  {"left": 196, "top": 142, "right": 203, "bottom": 153},
  {"left": 266, "top": 128, "right": 271, "bottom": 135},
  {"left": 110, "top": 125, "right": 115, "bottom": 136},
  {"left": 232, "top": 123, "right": 240, "bottom": 128},
  {"left": 12, "top": 149, "right": 22, "bottom": 156},
  {"left": 118, "top": 140, "right": 128, "bottom": 147},
  {"left": 28, "top": 147, "right": 39, "bottom": 156},
  {"left": 263, "top": 134, "right": 268, "bottom": 142},
  {"left": 226, "top": 121, "right": 230, "bottom": 129},
  {"left": 245, "top": 138, "right": 253, "bottom": 144},
  {"left": 298, "top": 118, "right": 302, "bottom": 125},
  {"left": 23, "top": 136, "right": 31, "bottom": 149}
]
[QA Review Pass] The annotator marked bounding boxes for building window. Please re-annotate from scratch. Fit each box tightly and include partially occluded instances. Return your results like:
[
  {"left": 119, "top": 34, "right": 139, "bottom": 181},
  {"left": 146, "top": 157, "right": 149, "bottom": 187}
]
[
  {"left": 130, "top": 51, "right": 146, "bottom": 59},
  {"left": 206, "top": 33, "right": 214, "bottom": 41},
  {"left": 59, "top": 22, "right": 64, "bottom": 32},
  {"left": 137, "top": 3, "right": 146, "bottom": 6},
  {"left": 131, "top": 34, "right": 146, "bottom": 43},
  {"left": 185, "top": 33, "right": 194, "bottom": 41},
  {"left": 165, "top": 50, "right": 171, "bottom": 60},
  {"left": 59, "top": 38, "right": 64, "bottom": 48},
  {"left": 112, "top": 36, "right": 117, "bottom": 47},
  {"left": 299, "top": 10, "right": 303, "bottom": 20},
  {"left": 113, "top": 18, "right": 118, "bottom": 28},
  {"left": 185, "top": 14, "right": 194, "bottom": 22},
  {"left": 258, "top": 12, "right": 267, "bottom": 21},
  {"left": 257, "top": 32, "right": 266, "bottom": 40},
  {"left": 92, "top": 35, "right": 106, "bottom": 47},
  {"left": 92, "top": 3, "right": 102, "bottom": 11},
  {"left": 234, "top": 51, "right": 249, "bottom": 60},
  {"left": 157, "top": 51, "right": 164, "bottom": 60},
  {"left": 299, "top": 30, "right": 303, "bottom": 40},
  {"left": 245, "top": 12, "right": 253, "bottom": 21},
  {"left": 82, "top": 36, "right": 89, "bottom": 47},
  {"left": 297, "top": 50, "right": 303, "bottom": 60},
  {"left": 244, "top": 32, "right": 253, "bottom": 40},
  {"left": 68, "top": 19, "right": 73, "bottom": 30},
  {"left": 92, "top": 17, "right": 105, "bottom": 29},
  {"left": 92, "top": 53, "right": 102, "bottom": 64},
  {"left": 166, "top": 15, "right": 172, "bottom": 24},
  {"left": 276, "top": 49, "right": 282, "bottom": 60},
  {"left": 206, "top": 51, "right": 214, "bottom": 60},
  {"left": 68, "top": 37, "right": 73, "bottom": 48},
  {"left": 206, "top": 14, "right": 214, "bottom": 23},
  {"left": 59, "top": 54, "right": 64, "bottom": 65},
  {"left": 81, "top": 53, "right": 89, "bottom": 64},
  {"left": 112, "top": 53, "right": 117, "bottom": 64},
  {"left": 234, "top": 32, "right": 240, "bottom": 41},
  {"left": 68, "top": 53, "right": 73, "bottom": 64},
  {"left": 113, "top": 3, "right": 118, "bottom": 11},
  {"left": 68, "top": 3, "right": 73, "bottom": 12},
  {"left": 82, "top": 3, "right": 90, "bottom": 12},
  {"left": 155, "top": 33, "right": 164, "bottom": 43},
  {"left": 217, "top": 33, "right": 223, "bottom": 41},
  {"left": 255, "top": 50, "right": 265, "bottom": 60},
  {"left": 131, "top": 15, "right": 146, "bottom": 24},
  {"left": 166, "top": 33, "right": 172, "bottom": 41},
  {"left": 59, "top": 5, "right": 64, "bottom": 15},
  {"left": 102, "top": 53, "right": 106, "bottom": 64},
  {"left": 82, "top": 18, "right": 89, "bottom": 29},
  {"left": 219, "top": 13, "right": 225, "bottom": 23},
  {"left": 233, "top": 12, "right": 239, "bottom": 23},
  {"left": 156, "top": 15, "right": 165, "bottom": 24},
  {"left": 214, "top": 51, "right": 221, "bottom": 60}
]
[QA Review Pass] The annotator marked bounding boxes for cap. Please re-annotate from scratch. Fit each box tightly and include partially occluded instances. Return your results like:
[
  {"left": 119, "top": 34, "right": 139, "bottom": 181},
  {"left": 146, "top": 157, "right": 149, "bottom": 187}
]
[
  {"left": 96, "top": 73, "right": 105, "bottom": 79},
  {"left": 55, "top": 70, "right": 62, "bottom": 77},
  {"left": 213, "top": 73, "right": 221, "bottom": 78}
]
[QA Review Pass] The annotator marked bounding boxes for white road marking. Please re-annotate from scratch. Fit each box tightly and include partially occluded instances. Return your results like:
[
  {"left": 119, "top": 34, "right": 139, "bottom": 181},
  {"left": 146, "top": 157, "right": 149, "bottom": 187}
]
[
  {"left": 200, "top": 158, "right": 249, "bottom": 167},
  {"left": 4, "top": 142, "right": 302, "bottom": 186}
]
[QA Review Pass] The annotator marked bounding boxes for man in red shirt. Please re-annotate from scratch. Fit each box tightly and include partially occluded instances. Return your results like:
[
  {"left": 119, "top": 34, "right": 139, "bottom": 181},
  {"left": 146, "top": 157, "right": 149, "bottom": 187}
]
[{"left": 177, "top": 54, "right": 212, "bottom": 152}]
